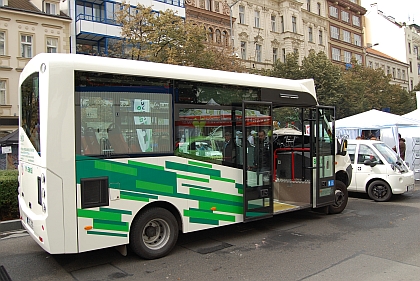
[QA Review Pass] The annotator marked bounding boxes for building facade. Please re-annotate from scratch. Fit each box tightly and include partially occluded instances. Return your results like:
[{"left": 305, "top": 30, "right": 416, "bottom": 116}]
[
  {"left": 185, "top": 0, "right": 231, "bottom": 48},
  {"left": 326, "top": 0, "right": 366, "bottom": 67},
  {"left": 65, "top": 0, "right": 185, "bottom": 55},
  {"left": 0, "top": 0, "right": 71, "bottom": 135},
  {"left": 366, "top": 48, "right": 409, "bottom": 91},
  {"left": 405, "top": 24, "right": 420, "bottom": 89}
]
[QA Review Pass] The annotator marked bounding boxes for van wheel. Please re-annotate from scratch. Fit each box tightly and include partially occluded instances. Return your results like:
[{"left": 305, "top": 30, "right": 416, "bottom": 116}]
[
  {"left": 328, "top": 181, "right": 348, "bottom": 214},
  {"left": 367, "top": 180, "right": 392, "bottom": 202},
  {"left": 130, "top": 207, "right": 178, "bottom": 259}
]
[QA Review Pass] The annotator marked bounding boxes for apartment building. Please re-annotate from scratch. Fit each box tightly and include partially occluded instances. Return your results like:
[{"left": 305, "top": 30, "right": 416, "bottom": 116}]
[
  {"left": 227, "top": 0, "right": 329, "bottom": 69},
  {"left": 326, "top": 0, "right": 366, "bottom": 67},
  {"left": 0, "top": 0, "right": 71, "bottom": 135},
  {"left": 405, "top": 24, "right": 420, "bottom": 89},
  {"left": 366, "top": 48, "right": 409, "bottom": 91},
  {"left": 64, "top": 0, "right": 185, "bottom": 55},
  {"left": 185, "top": 0, "right": 231, "bottom": 47}
]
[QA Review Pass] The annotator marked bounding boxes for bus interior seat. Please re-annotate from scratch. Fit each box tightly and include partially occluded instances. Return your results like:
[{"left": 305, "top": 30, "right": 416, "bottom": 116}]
[
  {"left": 81, "top": 127, "right": 100, "bottom": 155},
  {"left": 107, "top": 123, "right": 129, "bottom": 154}
]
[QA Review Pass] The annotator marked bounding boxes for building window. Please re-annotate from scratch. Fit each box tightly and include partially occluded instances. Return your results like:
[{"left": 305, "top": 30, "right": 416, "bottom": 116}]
[
  {"left": 46, "top": 37, "right": 57, "bottom": 53},
  {"left": 352, "top": 15, "right": 360, "bottom": 27},
  {"left": 307, "top": 0, "right": 311, "bottom": 12},
  {"left": 292, "top": 16, "right": 297, "bottom": 33},
  {"left": 241, "top": 41, "right": 246, "bottom": 60},
  {"left": 329, "top": 6, "right": 338, "bottom": 18},
  {"left": 280, "top": 16, "right": 284, "bottom": 32},
  {"left": 222, "top": 31, "right": 228, "bottom": 46},
  {"left": 45, "top": 2, "right": 56, "bottom": 14},
  {"left": 205, "top": 0, "right": 212, "bottom": 11},
  {"left": 411, "top": 80, "right": 414, "bottom": 90},
  {"left": 418, "top": 63, "right": 420, "bottom": 75},
  {"left": 0, "top": 31, "right": 4, "bottom": 55},
  {"left": 397, "top": 69, "right": 401, "bottom": 79},
  {"left": 387, "top": 66, "right": 391, "bottom": 75},
  {"left": 402, "top": 70, "right": 406, "bottom": 80},
  {"left": 317, "top": 2, "right": 321, "bottom": 16},
  {"left": 254, "top": 11, "right": 260, "bottom": 28},
  {"left": 214, "top": 1, "right": 220, "bottom": 12},
  {"left": 355, "top": 54, "right": 362, "bottom": 64},
  {"left": 0, "top": 80, "right": 5, "bottom": 105},
  {"left": 308, "top": 27, "right": 313, "bottom": 42},
  {"left": 344, "top": 51, "right": 351, "bottom": 63},
  {"left": 273, "top": 48, "right": 278, "bottom": 63},
  {"left": 343, "top": 30, "right": 350, "bottom": 43},
  {"left": 332, "top": 47, "right": 340, "bottom": 61},
  {"left": 271, "top": 15, "right": 276, "bottom": 32},
  {"left": 208, "top": 27, "right": 214, "bottom": 42},
  {"left": 341, "top": 10, "right": 349, "bottom": 22},
  {"left": 239, "top": 5, "right": 245, "bottom": 24},
  {"left": 215, "top": 29, "right": 221, "bottom": 44},
  {"left": 282, "top": 48, "right": 286, "bottom": 62},
  {"left": 21, "top": 34, "right": 33, "bottom": 58},
  {"left": 368, "top": 61, "right": 373, "bottom": 68},
  {"left": 410, "top": 61, "right": 412, "bottom": 73},
  {"left": 293, "top": 48, "right": 299, "bottom": 55},
  {"left": 375, "top": 63, "right": 379, "bottom": 69},
  {"left": 256, "top": 44, "right": 262, "bottom": 62},
  {"left": 354, "top": 34, "right": 361, "bottom": 46},
  {"left": 330, "top": 26, "right": 339, "bottom": 39},
  {"left": 319, "top": 30, "right": 323, "bottom": 44}
]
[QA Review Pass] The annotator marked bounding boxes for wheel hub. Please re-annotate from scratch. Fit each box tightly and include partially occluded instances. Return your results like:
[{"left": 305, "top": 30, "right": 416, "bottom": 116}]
[{"left": 145, "top": 224, "right": 157, "bottom": 238}]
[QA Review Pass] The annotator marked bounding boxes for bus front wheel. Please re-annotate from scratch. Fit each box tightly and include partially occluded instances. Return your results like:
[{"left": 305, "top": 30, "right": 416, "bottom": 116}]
[
  {"left": 328, "top": 181, "right": 348, "bottom": 214},
  {"left": 130, "top": 207, "right": 179, "bottom": 259}
]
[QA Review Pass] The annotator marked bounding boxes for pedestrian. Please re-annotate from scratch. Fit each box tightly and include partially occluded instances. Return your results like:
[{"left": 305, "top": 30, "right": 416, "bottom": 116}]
[
  {"left": 223, "top": 131, "right": 236, "bottom": 163},
  {"left": 393, "top": 133, "right": 406, "bottom": 160}
]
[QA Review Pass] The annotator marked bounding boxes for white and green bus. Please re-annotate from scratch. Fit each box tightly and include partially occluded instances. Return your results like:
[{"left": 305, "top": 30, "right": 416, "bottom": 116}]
[{"left": 18, "top": 53, "right": 352, "bottom": 259}]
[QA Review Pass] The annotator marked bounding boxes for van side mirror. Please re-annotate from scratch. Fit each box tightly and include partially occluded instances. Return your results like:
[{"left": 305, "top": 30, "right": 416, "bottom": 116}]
[
  {"left": 363, "top": 159, "right": 377, "bottom": 167},
  {"left": 337, "top": 139, "right": 347, "bottom": 156}
]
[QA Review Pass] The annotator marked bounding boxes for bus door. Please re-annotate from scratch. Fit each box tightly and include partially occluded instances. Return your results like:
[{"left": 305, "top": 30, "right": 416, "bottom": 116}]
[
  {"left": 311, "top": 106, "right": 336, "bottom": 207},
  {"left": 242, "top": 101, "right": 273, "bottom": 221}
]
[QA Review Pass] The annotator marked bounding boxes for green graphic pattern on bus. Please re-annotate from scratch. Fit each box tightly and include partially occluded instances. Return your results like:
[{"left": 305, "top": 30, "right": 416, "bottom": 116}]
[{"left": 76, "top": 156, "right": 243, "bottom": 236}]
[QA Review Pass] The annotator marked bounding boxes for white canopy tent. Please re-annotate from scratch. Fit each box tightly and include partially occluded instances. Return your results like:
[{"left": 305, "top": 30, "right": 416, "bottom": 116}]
[{"left": 336, "top": 109, "right": 420, "bottom": 178}]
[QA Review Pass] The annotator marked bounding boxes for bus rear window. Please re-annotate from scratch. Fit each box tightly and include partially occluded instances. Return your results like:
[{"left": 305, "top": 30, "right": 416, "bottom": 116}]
[{"left": 20, "top": 72, "right": 40, "bottom": 154}]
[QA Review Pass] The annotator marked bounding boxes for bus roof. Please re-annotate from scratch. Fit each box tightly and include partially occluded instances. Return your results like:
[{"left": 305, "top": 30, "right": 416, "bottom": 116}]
[{"left": 20, "top": 53, "right": 318, "bottom": 107}]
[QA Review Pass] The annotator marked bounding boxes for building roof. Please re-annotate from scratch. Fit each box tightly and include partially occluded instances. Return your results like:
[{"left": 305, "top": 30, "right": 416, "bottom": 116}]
[
  {"left": 366, "top": 48, "right": 407, "bottom": 65},
  {"left": 1, "top": 0, "right": 71, "bottom": 20}
]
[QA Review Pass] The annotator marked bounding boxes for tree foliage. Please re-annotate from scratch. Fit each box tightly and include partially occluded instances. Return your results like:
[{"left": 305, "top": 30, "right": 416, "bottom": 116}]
[
  {"left": 113, "top": 3, "right": 244, "bottom": 72},
  {"left": 268, "top": 51, "right": 415, "bottom": 119}
]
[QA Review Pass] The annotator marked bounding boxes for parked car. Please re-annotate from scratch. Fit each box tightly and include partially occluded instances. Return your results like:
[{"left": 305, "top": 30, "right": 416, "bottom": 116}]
[{"left": 347, "top": 139, "right": 414, "bottom": 201}]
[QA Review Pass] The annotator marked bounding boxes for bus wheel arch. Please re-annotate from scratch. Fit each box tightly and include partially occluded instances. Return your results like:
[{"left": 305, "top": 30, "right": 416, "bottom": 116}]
[{"left": 129, "top": 202, "right": 182, "bottom": 259}]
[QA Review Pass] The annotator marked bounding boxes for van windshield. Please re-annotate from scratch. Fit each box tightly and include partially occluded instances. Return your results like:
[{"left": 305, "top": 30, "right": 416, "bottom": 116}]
[{"left": 373, "top": 143, "right": 399, "bottom": 164}]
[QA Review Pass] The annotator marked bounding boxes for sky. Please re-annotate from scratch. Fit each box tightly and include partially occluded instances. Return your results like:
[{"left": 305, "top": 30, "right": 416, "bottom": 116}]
[{"left": 361, "top": 0, "right": 420, "bottom": 25}]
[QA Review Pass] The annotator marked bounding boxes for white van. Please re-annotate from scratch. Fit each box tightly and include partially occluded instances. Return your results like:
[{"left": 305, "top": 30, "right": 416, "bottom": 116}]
[{"left": 347, "top": 140, "right": 414, "bottom": 202}]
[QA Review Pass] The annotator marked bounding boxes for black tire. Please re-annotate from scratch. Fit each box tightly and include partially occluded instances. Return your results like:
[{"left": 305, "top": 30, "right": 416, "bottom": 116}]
[
  {"left": 130, "top": 207, "right": 178, "bottom": 259},
  {"left": 328, "top": 181, "right": 348, "bottom": 214},
  {"left": 367, "top": 180, "right": 392, "bottom": 202}
]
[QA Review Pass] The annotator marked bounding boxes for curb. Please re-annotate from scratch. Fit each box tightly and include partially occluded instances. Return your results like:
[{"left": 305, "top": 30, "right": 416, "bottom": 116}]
[{"left": 0, "top": 219, "right": 23, "bottom": 233}]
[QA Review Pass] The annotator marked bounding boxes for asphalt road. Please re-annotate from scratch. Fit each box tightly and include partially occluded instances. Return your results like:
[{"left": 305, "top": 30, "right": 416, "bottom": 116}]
[{"left": 1, "top": 185, "right": 420, "bottom": 281}]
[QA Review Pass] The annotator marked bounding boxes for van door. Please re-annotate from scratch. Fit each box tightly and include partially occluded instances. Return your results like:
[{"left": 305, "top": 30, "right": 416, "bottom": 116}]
[{"left": 354, "top": 144, "right": 383, "bottom": 191}]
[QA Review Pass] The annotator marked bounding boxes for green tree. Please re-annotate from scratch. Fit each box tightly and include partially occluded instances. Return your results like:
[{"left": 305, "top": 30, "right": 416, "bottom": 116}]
[
  {"left": 301, "top": 51, "right": 344, "bottom": 109},
  {"left": 270, "top": 52, "right": 302, "bottom": 79},
  {"left": 114, "top": 3, "right": 244, "bottom": 72}
]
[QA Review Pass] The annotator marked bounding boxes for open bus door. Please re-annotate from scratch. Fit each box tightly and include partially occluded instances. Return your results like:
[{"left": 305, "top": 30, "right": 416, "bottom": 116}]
[
  {"left": 311, "top": 106, "right": 336, "bottom": 208},
  {"left": 242, "top": 101, "right": 273, "bottom": 221}
]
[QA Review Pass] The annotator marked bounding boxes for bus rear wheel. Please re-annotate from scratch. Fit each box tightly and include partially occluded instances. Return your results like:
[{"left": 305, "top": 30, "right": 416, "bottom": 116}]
[
  {"left": 328, "top": 181, "right": 348, "bottom": 214},
  {"left": 130, "top": 207, "right": 178, "bottom": 259}
]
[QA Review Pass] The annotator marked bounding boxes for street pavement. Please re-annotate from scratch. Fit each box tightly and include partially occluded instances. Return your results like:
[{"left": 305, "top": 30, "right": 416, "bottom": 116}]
[{"left": 1, "top": 183, "right": 420, "bottom": 281}]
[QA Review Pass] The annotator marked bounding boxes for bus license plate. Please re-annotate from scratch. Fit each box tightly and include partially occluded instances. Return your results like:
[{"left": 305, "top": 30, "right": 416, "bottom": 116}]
[{"left": 26, "top": 217, "right": 33, "bottom": 229}]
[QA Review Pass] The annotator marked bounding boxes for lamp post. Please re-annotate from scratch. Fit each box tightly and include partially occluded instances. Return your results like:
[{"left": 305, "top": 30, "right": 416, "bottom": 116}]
[{"left": 229, "top": 0, "right": 240, "bottom": 53}]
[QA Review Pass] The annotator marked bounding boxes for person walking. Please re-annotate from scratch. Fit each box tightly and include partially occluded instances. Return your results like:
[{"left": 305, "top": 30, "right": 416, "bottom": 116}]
[{"left": 393, "top": 133, "right": 406, "bottom": 160}]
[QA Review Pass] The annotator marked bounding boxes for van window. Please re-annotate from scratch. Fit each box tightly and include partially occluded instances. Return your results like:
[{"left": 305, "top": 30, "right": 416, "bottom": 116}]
[
  {"left": 357, "top": 144, "right": 383, "bottom": 164},
  {"left": 347, "top": 144, "right": 356, "bottom": 162}
]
